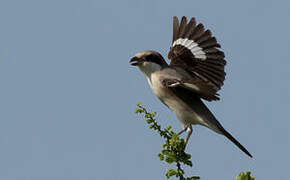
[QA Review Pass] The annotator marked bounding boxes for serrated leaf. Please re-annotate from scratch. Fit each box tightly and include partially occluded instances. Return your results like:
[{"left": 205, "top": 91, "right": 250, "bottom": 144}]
[
  {"left": 135, "top": 109, "right": 143, "bottom": 113},
  {"left": 236, "top": 171, "right": 255, "bottom": 180},
  {"left": 145, "top": 114, "right": 151, "bottom": 118},
  {"left": 166, "top": 169, "right": 177, "bottom": 179},
  {"left": 166, "top": 125, "right": 172, "bottom": 131},
  {"left": 165, "top": 154, "right": 176, "bottom": 164},
  {"left": 146, "top": 119, "right": 154, "bottom": 123},
  {"left": 158, "top": 153, "right": 164, "bottom": 161}
]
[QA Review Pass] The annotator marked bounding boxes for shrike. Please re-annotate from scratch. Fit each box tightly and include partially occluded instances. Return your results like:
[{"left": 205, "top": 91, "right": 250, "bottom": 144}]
[{"left": 130, "top": 16, "right": 252, "bottom": 157}]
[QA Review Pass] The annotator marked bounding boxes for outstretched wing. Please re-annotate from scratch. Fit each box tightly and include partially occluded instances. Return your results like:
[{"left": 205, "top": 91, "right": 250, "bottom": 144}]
[{"left": 168, "top": 16, "right": 226, "bottom": 101}]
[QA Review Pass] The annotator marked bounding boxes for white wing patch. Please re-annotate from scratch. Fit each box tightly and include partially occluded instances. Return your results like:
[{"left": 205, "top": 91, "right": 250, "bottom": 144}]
[
  {"left": 167, "top": 82, "right": 180, "bottom": 87},
  {"left": 183, "top": 83, "right": 200, "bottom": 91},
  {"left": 172, "top": 38, "right": 206, "bottom": 60}
]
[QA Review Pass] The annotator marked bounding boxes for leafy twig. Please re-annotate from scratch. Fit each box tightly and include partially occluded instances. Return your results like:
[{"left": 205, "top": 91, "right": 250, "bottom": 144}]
[
  {"left": 236, "top": 171, "right": 255, "bottom": 180},
  {"left": 135, "top": 102, "right": 199, "bottom": 180},
  {"left": 135, "top": 102, "right": 255, "bottom": 180}
]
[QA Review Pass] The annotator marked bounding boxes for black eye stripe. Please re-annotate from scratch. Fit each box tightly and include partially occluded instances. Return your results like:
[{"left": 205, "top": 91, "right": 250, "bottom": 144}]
[
  {"left": 146, "top": 54, "right": 161, "bottom": 64},
  {"left": 141, "top": 52, "right": 167, "bottom": 67},
  {"left": 146, "top": 54, "right": 154, "bottom": 60}
]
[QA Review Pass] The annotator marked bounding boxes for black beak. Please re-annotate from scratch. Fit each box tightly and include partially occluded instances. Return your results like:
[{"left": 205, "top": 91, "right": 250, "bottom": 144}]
[{"left": 129, "top": 56, "right": 140, "bottom": 66}]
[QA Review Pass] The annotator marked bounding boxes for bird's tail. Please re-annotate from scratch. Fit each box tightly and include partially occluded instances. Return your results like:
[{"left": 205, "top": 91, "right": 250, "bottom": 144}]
[
  {"left": 215, "top": 123, "right": 253, "bottom": 158},
  {"left": 170, "top": 86, "right": 252, "bottom": 157},
  {"left": 196, "top": 99, "right": 253, "bottom": 158}
]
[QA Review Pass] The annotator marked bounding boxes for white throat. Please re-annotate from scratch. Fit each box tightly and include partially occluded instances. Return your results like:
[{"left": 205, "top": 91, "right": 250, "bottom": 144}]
[
  {"left": 138, "top": 62, "right": 162, "bottom": 87},
  {"left": 138, "top": 62, "right": 162, "bottom": 78}
]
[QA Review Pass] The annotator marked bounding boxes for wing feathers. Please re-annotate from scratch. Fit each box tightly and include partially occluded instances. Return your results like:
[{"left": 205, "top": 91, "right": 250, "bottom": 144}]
[
  {"left": 199, "top": 37, "right": 220, "bottom": 49},
  {"left": 172, "top": 16, "right": 180, "bottom": 43},
  {"left": 179, "top": 16, "right": 188, "bottom": 38},
  {"left": 197, "top": 64, "right": 225, "bottom": 76},
  {"left": 168, "top": 16, "right": 227, "bottom": 101},
  {"left": 194, "top": 68, "right": 223, "bottom": 87},
  {"left": 203, "top": 47, "right": 219, "bottom": 53},
  {"left": 196, "top": 29, "right": 212, "bottom": 44},
  {"left": 205, "top": 58, "right": 226, "bottom": 65},
  {"left": 205, "top": 52, "right": 225, "bottom": 59},
  {"left": 183, "top": 18, "right": 196, "bottom": 38},
  {"left": 190, "top": 23, "right": 205, "bottom": 40}
]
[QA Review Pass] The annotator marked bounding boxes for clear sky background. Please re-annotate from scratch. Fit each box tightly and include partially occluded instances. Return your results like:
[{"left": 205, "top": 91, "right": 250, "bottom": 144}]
[{"left": 0, "top": 0, "right": 289, "bottom": 179}]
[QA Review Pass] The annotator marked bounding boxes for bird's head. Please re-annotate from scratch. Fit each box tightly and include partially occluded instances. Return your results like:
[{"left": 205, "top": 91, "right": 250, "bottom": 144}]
[{"left": 129, "top": 50, "right": 168, "bottom": 75}]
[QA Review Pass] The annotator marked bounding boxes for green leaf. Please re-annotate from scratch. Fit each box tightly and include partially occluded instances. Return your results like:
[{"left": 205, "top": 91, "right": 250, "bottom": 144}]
[
  {"left": 135, "top": 103, "right": 256, "bottom": 180},
  {"left": 165, "top": 153, "right": 177, "bottom": 164},
  {"left": 183, "top": 160, "right": 193, "bottom": 167},
  {"left": 135, "top": 103, "right": 200, "bottom": 179},
  {"left": 162, "top": 149, "right": 169, "bottom": 155},
  {"left": 162, "top": 143, "right": 168, "bottom": 149},
  {"left": 177, "top": 168, "right": 184, "bottom": 175},
  {"left": 158, "top": 153, "right": 164, "bottom": 161},
  {"left": 166, "top": 125, "right": 172, "bottom": 131},
  {"left": 185, "top": 153, "right": 191, "bottom": 159},
  {"left": 135, "top": 108, "right": 144, "bottom": 113},
  {"left": 149, "top": 125, "right": 154, "bottom": 129},
  {"left": 166, "top": 169, "right": 177, "bottom": 179},
  {"left": 146, "top": 119, "right": 154, "bottom": 123},
  {"left": 145, "top": 113, "right": 151, "bottom": 118},
  {"left": 236, "top": 171, "right": 255, "bottom": 180}
]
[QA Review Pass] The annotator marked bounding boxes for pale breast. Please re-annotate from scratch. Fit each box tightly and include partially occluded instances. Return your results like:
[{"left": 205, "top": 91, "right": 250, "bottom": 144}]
[
  {"left": 148, "top": 74, "right": 162, "bottom": 97},
  {"left": 147, "top": 70, "right": 209, "bottom": 127}
]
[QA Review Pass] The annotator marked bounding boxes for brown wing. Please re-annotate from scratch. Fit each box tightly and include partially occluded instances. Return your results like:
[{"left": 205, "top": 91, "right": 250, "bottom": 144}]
[
  {"left": 168, "top": 16, "right": 226, "bottom": 101},
  {"left": 162, "top": 76, "right": 220, "bottom": 101}
]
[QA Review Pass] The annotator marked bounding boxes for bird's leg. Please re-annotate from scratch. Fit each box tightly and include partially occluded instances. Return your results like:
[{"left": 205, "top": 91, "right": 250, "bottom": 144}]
[
  {"left": 185, "top": 125, "right": 193, "bottom": 146},
  {"left": 178, "top": 126, "right": 188, "bottom": 135}
]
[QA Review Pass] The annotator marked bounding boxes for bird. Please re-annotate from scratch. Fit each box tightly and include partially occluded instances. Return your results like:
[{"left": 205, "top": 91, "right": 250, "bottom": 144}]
[{"left": 129, "top": 16, "right": 252, "bottom": 158}]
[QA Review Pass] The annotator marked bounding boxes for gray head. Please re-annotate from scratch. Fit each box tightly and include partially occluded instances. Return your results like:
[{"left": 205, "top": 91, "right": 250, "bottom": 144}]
[{"left": 129, "top": 50, "right": 168, "bottom": 68}]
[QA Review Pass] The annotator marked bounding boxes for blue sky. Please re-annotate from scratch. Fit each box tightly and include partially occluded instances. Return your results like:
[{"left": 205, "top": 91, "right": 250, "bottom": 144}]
[{"left": 0, "top": 0, "right": 289, "bottom": 179}]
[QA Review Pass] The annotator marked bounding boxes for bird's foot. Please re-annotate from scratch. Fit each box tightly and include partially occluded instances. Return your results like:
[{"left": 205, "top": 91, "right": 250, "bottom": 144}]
[
  {"left": 178, "top": 125, "right": 189, "bottom": 135},
  {"left": 185, "top": 126, "right": 193, "bottom": 146},
  {"left": 177, "top": 125, "right": 193, "bottom": 149}
]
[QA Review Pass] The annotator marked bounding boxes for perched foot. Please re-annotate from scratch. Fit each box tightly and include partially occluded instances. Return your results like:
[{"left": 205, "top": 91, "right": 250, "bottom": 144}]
[
  {"left": 178, "top": 126, "right": 188, "bottom": 135},
  {"left": 178, "top": 124, "right": 191, "bottom": 136},
  {"left": 185, "top": 125, "right": 193, "bottom": 146},
  {"left": 177, "top": 125, "right": 193, "bottom": 148}
]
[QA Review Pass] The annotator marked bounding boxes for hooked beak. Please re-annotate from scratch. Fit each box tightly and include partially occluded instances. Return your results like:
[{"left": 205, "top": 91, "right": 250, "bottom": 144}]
[{"left": 129, "top": 56, "right": 142, "bottom": 66}]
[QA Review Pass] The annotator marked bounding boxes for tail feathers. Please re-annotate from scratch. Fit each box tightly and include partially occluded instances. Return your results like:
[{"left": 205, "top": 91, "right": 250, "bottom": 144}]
[
  {"left": 218, "top": 125, "right": 253, "bottom": 158},
  {"left": 169, "top": 86, "right": 252, "bottom": 157}
]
